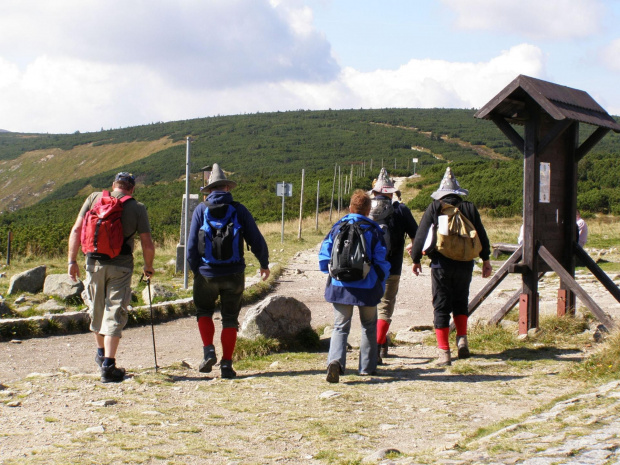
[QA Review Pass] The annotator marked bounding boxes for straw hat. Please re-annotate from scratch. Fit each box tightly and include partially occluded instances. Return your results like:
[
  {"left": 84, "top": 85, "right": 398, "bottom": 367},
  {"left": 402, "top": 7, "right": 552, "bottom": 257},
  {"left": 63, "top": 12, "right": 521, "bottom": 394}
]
[
  {"left": 371, "top": 168, "right": 397, "bottom": 194},
  {"left": 431, "top": 167, "right": 468, "bottom": 200},
  {"left": 200, "top": 163, "right": 237, "bottom": 191}
]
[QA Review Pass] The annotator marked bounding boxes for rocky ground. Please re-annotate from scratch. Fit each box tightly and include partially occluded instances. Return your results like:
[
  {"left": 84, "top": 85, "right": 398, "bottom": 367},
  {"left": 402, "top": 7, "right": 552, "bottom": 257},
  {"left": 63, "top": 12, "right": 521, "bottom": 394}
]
[{"left": 1, "top": 241, "right": 620, "bottom": 464}]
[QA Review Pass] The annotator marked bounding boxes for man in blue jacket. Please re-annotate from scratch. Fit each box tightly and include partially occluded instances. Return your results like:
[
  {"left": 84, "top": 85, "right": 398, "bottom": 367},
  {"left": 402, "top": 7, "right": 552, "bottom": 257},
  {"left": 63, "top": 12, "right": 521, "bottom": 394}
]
[
  {"left": 187, "top": 164, "right": 270, "bottom": 379},
  {"left": 319, "top": 189, "right": 390, "bottom": 383}
]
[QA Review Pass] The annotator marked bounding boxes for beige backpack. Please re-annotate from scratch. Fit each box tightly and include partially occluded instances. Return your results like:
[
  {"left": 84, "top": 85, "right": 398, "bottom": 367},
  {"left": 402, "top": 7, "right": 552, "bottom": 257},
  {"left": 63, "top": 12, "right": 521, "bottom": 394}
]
[{"left": 435, "top": 201, "right": 482, "bottom": 261}]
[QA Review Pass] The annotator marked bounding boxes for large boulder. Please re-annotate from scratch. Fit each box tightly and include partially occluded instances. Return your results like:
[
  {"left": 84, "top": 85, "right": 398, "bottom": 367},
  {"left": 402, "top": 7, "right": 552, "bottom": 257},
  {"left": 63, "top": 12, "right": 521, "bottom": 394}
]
[
  {"left": 43, "top": 274, "right": 84, "bottom": 301},
  {"left": 7, "top": 266, "right": 47, "bottom": 295},
  {"left": 240, "top": 295, "right": 312, "bottom": 341}
]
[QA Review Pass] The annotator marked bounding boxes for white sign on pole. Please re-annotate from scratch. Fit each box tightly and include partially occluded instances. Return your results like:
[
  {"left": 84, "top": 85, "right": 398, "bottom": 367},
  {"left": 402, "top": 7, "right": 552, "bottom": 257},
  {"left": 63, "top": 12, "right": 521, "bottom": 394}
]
[{"left": 276, "top": 183, "right": 293, "bottom": 197}]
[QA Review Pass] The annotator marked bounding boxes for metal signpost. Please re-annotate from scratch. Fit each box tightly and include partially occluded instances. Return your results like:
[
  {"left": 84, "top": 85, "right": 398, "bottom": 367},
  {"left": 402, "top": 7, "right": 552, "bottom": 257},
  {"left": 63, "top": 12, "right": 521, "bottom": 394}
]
[
  {"left": 276, "top": 181, "right": 293, "bottom": 243},
  {"left": 183, "top": 137, "right": 192, "bottom": 289},
  {"left": 412, "top": 158, "right": 418, "bottom": 176}
]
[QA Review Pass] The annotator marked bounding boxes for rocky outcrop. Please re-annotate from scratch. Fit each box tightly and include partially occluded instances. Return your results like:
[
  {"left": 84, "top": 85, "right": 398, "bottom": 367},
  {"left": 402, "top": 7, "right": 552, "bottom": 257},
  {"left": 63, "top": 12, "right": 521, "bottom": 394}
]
[
  {"left": 7, "top": 266, "right": 46, "bottom": 295},
  {"left": 43, "top": 274, "right": 84, "bottom": 301}
]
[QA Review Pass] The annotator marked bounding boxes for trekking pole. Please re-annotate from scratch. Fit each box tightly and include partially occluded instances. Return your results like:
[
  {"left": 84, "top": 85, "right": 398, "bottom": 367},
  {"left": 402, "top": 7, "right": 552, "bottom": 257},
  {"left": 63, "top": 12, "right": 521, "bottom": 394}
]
[{"left": 141, "top": 274, "right": 159, "bottom": 372}]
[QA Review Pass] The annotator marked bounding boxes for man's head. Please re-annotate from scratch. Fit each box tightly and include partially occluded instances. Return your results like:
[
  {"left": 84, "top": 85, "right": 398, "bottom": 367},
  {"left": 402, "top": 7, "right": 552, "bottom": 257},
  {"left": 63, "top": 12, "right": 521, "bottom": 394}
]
[
  {"left": 113, "top": 172, "right": 136, "bottom": 193},
  {"left": 349, "top": 189, "right": 372, "bottom": 217},
  {"left": 372, "top": 168, "right": 397, "bottom": 196},
  {"left": 431, "top": 167, "right": 468, "bottom": 200},
  {"left": 200, "top": 163, "right": 237, "bottom": 194}
]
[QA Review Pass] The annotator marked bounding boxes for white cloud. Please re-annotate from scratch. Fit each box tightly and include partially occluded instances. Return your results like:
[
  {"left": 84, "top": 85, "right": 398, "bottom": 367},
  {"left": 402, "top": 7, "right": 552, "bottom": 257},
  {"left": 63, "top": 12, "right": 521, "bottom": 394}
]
[
  {"left": 441, "top": 0, "right": 604, "bottom": 40},
  {"left": 0, "top": 0, "right": 338, "bottom": 89},
  {"left": 600, "top": 38, "right": 620, "bottom": 73},
  {"left": 339, "top": 44, "right": 545, "bottom": 110}
]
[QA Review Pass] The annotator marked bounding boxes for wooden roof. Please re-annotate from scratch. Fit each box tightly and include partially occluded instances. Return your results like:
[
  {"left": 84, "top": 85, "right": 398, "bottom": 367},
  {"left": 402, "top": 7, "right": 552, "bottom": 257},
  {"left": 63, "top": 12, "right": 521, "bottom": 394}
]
[{"left": 475, "top": 75, "right": 620, "bottom": 132}]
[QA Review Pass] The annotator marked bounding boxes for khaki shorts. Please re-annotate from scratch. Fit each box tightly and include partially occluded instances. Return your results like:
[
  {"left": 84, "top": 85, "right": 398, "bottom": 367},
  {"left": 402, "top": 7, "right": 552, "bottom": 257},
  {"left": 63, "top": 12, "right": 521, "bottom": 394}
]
[{"left": 84, "top": 263, "right": 133, "bottom": 338}]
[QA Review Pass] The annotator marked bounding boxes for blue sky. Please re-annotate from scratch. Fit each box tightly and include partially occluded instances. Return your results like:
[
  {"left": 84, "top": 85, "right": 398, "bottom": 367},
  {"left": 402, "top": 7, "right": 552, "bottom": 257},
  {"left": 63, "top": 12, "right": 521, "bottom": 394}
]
[{"left": 0, "top": 0, "right": 619, "bottom": 134}]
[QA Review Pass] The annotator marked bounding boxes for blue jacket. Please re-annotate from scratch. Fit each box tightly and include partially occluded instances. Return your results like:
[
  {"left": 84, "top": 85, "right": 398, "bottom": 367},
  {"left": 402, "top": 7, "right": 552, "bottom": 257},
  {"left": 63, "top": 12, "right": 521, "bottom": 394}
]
[
  {"left": 319, "top": 213, "right": 390, "bottom": 306},
  {"left": 187, "top": 191, "right": 269, "bottom": 277}
]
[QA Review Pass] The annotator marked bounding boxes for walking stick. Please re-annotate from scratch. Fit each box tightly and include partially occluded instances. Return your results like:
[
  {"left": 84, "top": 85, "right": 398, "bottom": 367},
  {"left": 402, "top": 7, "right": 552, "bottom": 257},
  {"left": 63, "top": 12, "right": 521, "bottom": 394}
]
[{"left": 141, "top": 274, "right": 159, "bottom": 372}]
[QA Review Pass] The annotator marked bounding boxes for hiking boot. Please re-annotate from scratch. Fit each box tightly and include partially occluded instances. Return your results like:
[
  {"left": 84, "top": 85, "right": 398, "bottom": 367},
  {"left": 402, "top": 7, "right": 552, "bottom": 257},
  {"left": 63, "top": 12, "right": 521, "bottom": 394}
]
[
  {"left": 220, "top": 359, "right": 236, "bottom": 379},
  {"left": 377, "top": 354, "right": 385, "bottom": 365},
  {"left": 436, "top": 349, "right": 452, "bottom": 367},
  {"left": 359, "top": 370, "right": 377, "bottom": 376},
  {"left": 457, "top": 335, "right": 470, "bottom": 359},
  {"left": 326, "top": 360, "right": 341, "bottom": 384},
  {"left": 380, "top": 341, "right": 389, "bottom": 359},
  {"left": 199, "top": 345, "right": 217, "bottom": 373},
  {"left": 101, "top": 364, "right": 126, "bottom": 383},
  {"left": 95, "top": 353, "right": 104, "bottom": 367}
]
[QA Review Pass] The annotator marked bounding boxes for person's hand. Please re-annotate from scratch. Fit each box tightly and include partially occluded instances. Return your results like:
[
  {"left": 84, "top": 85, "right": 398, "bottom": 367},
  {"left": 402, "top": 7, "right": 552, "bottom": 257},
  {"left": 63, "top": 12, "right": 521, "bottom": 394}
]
[
  {"left": 405, "top": 243, "right": 413, "bottom": 254},
  {"left": 68, "top": 262, "right": 80, "bottom": 281},
  {"left": 260, "top": 268, "right": 270, "bottom": 281},
  {"left": 143, "top": 265, "right": 155, "bottom": 281},
  {"left": 412, "top": 263, "right": 422, "bottom": 276},
  {"left": 482, "top": 260, "right": 492, "bottom": 278}
]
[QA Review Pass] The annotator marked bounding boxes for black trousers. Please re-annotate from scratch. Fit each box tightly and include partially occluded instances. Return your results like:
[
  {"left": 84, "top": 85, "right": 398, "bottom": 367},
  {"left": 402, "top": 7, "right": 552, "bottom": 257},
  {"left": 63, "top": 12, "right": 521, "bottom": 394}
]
[{"left": 431, "top": 266, "right": 473, "bottom": 328}]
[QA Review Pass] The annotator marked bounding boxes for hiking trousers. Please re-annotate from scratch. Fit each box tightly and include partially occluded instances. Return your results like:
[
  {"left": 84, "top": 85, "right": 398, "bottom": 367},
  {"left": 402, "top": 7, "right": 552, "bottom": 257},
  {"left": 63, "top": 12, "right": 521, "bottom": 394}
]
[
  {"left": 431, "top": 266, "right": 473, "bottom": 328},
  {"left": 193, "top": 272, "right": 245, "bottom": 329},
  {"left": 328, "top": 303, "right": 378, "bottom": 375},
  {"left": 84, "top": 263, "right": 132, "bottom": 338},
  {"left": 377, "top": 274, "right": 401, "bottom": 323}
]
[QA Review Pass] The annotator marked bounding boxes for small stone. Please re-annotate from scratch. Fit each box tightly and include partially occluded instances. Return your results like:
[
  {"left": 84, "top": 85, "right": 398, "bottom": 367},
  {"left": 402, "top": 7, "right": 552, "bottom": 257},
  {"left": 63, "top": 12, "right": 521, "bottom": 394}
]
[
  {"left": 513, "top": 431, "right": 538, "bottom": 440},
  {"left": 318, "top": 390, "right": 342, "bottom": 399},
  {"left": 7, "top": 401, "right": 21, "bottom": 407},
  {"left": 361, "top": 448, "right": 401, "bottom": 463},
  {"left": 85, "top": 425, "right": 105, "bottom": 433},
  {"left": 89, "top": 399, "right": 117, "bottom": 407},
  {"left": 269, "top": 361, "right": 279, "bottom": 368},
  {"left": 180, "top": 360, "right": 192, "bottom": 368},
  {"left": 9, "top": 339, "right": 22, "bottom": 344}
]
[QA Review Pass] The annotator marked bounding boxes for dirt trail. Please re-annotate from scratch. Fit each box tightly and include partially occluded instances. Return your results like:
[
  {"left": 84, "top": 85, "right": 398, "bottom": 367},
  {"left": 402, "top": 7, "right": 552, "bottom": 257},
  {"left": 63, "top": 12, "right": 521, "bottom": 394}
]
[{"left": 2, "top": 187, "right": 620, "bottom": 463}]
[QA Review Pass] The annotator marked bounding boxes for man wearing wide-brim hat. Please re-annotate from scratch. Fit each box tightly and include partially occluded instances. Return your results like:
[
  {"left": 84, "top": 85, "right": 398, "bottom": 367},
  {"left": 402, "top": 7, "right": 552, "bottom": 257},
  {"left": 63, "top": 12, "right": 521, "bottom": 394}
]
[
  {"left": 409, "top": 167, "right": 492, "bottom": 367},
  {"left": 368, "top": 168, "right": 418, "bottom": 363},
  {"left": 187, "top": 163, "right": 269, "bottom": 379}
]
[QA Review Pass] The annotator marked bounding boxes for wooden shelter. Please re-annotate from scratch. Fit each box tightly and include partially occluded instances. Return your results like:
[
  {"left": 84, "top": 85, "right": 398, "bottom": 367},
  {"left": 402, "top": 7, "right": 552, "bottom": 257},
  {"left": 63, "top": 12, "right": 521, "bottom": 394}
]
[{"left": 470, "top": 75, "right": 620, "bottom": 332}]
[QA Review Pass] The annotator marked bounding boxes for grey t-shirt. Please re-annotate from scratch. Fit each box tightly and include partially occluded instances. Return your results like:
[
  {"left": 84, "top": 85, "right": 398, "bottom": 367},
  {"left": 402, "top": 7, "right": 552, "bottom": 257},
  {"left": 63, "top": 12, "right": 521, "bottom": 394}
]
[{"left": 79, "top": 190, "right": 151, "bottom": 269}]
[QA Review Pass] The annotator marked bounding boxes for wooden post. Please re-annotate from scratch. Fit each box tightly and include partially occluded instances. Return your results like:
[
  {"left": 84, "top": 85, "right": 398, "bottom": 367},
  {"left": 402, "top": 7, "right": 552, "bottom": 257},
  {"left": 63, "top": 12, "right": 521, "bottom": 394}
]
[
  {"left": 329, "top": 164, "right": 336, "bottom": 222},
  {"left": 338, "top": 165, "right": 341, "bottom": 216},
  {"left": 298, "top": 169, "right": 305, "bottom": 239},
  {"left": 522, "top": 98, "right": 540, "bottom": 330},
  {"left": 315, "top": 180, "right": 320, "bottom": 231},
  {"left": 6, "top": 230, "right": 12, "bottom": 266}
]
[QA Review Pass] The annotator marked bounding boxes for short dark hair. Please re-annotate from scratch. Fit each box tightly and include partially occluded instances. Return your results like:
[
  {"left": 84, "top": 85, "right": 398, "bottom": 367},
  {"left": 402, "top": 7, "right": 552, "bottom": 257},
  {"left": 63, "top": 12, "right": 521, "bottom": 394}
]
[{"left": 114, "top": 172, "right": 135, "bottom": 186}]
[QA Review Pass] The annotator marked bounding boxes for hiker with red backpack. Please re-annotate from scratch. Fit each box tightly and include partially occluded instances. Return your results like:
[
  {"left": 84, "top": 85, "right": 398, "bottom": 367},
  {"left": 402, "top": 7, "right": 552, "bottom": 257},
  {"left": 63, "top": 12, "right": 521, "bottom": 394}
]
[
  {"left": 186, "top": 163, "right": 270, "bottom": 379},
  {"left": 68, "top": 172, "right": 155, "bottom": 383},
  {"left": 409, "top": 167, "right": 492, "bottom": 366},
  {"left": 319, "top": 190, "right": 391, "bottom": 383},
  {"left": 368, "top": 169, "right": 418, "bottom": 364}
]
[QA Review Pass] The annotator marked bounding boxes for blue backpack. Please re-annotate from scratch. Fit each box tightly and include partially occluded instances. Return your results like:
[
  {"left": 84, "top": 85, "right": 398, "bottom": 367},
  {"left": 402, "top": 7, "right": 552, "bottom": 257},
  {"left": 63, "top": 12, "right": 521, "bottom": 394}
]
[{"left": 198, "top": 202, "right": 244, "bottom": 265}]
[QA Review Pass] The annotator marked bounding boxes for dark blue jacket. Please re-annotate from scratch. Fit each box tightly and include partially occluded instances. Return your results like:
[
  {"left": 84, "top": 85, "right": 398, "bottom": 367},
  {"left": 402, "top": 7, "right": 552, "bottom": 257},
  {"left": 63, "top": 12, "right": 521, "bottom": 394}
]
[
  {"left": 384, "top": 200, "right": 418, "bottom": 276},
  {"left": 319, "top": 213, "right": 390, "bottom": 307},
  {"left": 187, "top": 191, "right": 269, "bottom": 277}
]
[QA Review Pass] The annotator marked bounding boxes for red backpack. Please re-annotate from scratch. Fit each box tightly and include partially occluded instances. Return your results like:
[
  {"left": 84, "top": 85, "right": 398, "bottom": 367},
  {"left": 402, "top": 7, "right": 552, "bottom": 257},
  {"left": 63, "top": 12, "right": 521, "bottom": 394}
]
[{"left": 81, "top": 191, "right": 133, "bottom": 260}]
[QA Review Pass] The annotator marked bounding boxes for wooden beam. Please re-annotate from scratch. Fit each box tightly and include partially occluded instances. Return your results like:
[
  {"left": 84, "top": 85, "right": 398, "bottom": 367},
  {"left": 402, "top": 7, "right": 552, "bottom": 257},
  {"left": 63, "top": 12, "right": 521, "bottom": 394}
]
[
  {"left": 537, "top": 119, "right": 573, "bottom": 155},
  {"left": 519, "top": 294, "right": 529, "bottom": 335},
  {"left": 449, "top": 247, "right": 523, "bottom": 331},
  {"left": 488, "top": 272, "right": 545, "bottom": 326},
  {"left": 574, "top": 244, "right": 620, "bottom": 304},
  {"left": 490, "top": 114, "right": 525, "bottom": 153},
  {"left": 538, "top": 245, "right": 615, "bottom": 329},
  {"left": 576, "top": 127, "right": 610, "bottom": 161}
]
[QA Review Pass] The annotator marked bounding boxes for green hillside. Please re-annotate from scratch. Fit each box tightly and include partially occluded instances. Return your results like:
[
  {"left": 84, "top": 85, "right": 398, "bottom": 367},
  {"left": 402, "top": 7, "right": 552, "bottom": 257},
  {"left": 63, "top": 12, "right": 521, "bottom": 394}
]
[{"left": 0, "top": 108, "right": 619, "bottom": 257}]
